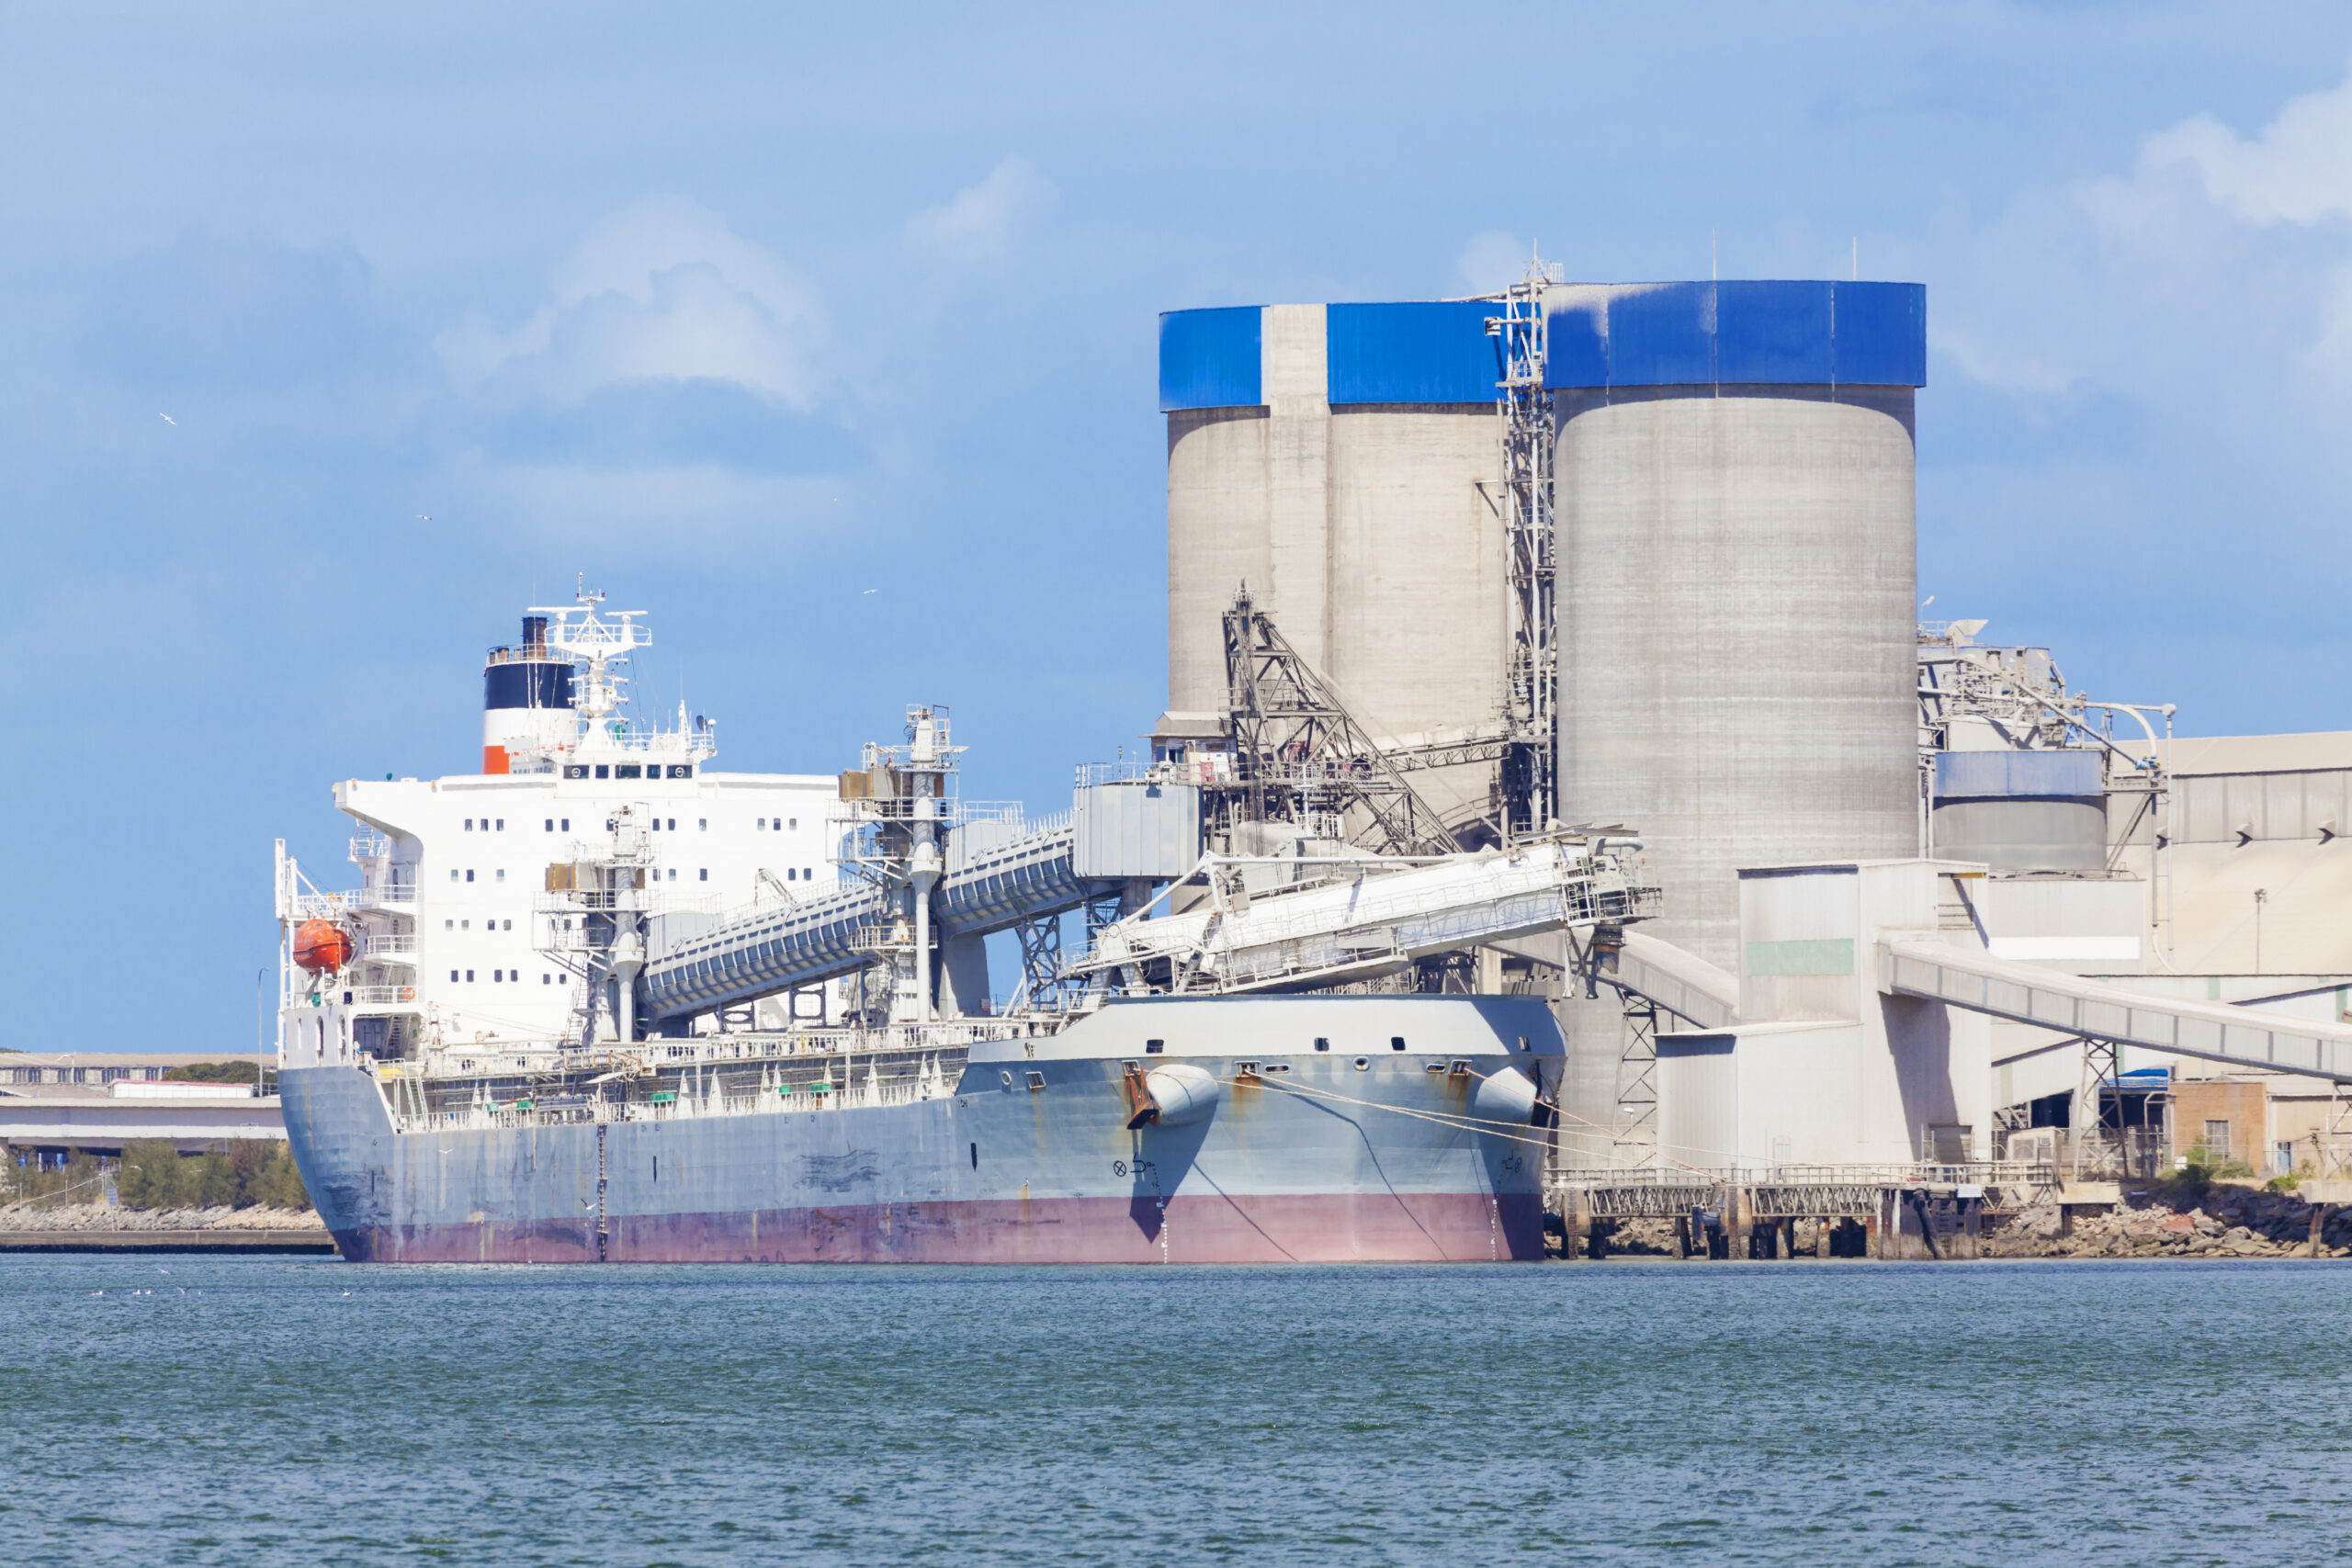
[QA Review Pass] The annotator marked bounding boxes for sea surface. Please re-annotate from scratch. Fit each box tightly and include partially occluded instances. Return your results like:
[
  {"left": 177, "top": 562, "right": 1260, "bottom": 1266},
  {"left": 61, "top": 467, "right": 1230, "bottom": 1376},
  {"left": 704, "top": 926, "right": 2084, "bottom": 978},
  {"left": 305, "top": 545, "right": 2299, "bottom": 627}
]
[{"left": 2, "top": 1254, "right": 2346, "bottom": 1565}]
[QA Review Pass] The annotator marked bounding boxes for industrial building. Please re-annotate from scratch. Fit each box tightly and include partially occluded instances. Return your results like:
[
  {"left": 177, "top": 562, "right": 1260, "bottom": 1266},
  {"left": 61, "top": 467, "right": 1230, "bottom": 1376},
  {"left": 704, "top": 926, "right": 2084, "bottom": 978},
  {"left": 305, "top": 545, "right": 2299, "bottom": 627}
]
[
  {"left": 0, "top": 1054, "right": 287, "bottom": 1160},
  {"left": 1154, "top": 273, "right": 2350, "bottom": 1201}
]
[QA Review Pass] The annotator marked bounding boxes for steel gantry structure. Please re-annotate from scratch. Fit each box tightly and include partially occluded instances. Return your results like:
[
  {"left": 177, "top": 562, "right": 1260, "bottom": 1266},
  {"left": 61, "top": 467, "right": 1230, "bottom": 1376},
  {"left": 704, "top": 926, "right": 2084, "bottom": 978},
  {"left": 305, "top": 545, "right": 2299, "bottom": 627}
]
[{"left": 1486, "top": 252, "right": 1565, "bottom": 840}]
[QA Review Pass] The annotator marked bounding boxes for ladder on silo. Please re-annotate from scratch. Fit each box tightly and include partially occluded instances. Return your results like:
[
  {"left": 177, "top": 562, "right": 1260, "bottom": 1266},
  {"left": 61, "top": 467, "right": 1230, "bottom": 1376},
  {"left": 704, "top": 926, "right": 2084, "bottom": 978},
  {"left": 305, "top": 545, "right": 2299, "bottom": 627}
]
[{"left": 1485, "top": 251, "right": 1564, "bottom": 840}]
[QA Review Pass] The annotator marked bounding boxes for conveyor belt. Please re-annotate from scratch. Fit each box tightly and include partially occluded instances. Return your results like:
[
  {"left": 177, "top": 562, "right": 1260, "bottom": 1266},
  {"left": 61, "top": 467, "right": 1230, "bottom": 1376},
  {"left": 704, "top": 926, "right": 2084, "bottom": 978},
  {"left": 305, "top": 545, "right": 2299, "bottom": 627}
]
[
  {"left": 1070, "top": 842, "right": 1654, "bottom": 995},
  {"left": 642, "top": 820, "right": 1095, "bottom": 1021},
  {"left": 1883, "top": 938, "right": 2352, "bottom": 1081}
]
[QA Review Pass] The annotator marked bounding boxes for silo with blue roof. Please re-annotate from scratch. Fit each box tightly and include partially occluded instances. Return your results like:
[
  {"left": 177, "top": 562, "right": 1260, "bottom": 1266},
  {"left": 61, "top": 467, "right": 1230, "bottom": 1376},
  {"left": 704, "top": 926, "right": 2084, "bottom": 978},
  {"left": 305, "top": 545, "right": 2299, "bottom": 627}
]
[{"left": 1157, "top": 280, "right": 1928, "bottom": 982}]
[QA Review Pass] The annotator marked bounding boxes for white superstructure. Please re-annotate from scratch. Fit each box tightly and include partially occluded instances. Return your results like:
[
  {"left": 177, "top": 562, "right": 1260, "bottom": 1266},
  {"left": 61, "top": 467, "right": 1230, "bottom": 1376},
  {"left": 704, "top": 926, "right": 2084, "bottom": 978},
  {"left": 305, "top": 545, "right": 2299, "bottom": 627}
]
[{"left": 277, "top": 591, "right": 840, "bottom": 1064}]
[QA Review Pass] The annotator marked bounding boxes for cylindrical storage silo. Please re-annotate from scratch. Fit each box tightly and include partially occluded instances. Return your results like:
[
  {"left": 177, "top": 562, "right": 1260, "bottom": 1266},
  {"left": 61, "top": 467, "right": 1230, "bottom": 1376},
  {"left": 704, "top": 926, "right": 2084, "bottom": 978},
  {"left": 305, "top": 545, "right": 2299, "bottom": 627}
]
[
  {"left": 1160, "top": 301, "right": 1507, "bottom": 826},
  {"left": 1929, "top": 749, "right": 2108, "bottom": 874},
  {"left": 1549, "top": 281, "right": 1927, "bottom": 969}
]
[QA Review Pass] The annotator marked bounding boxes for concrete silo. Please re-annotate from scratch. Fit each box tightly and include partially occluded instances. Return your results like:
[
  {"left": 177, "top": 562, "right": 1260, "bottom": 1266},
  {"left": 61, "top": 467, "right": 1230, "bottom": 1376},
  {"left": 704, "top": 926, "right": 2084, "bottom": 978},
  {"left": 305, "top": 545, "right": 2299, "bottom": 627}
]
[
  {"left": 1159, "top": 301, "right": 1510, "bottom": 825},
  {"left": 1547, "top": 281, "right": 1928, "bottom": 972}
]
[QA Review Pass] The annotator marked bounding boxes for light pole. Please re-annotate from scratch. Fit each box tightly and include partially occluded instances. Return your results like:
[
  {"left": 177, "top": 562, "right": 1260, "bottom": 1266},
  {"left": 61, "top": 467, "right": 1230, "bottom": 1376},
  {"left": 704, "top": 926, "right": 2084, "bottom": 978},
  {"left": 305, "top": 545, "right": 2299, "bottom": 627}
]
[{"left": 2254, "top": 888, "right": 2268, "bottom": 973}]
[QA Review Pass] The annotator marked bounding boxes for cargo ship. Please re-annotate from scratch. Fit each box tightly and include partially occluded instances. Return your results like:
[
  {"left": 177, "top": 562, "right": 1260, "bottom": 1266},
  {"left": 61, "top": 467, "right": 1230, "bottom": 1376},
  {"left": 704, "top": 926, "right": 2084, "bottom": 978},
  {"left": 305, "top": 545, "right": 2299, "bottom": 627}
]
[{"left": 273, "top": 594, "right": 1644, "bottom": 1263}]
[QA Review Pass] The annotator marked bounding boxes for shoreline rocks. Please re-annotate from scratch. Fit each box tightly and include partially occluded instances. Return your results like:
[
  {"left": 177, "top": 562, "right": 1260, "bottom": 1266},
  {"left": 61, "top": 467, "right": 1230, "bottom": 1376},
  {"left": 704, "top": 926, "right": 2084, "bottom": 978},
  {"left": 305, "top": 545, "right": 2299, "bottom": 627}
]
[{"left": 0, "top": 1201, "right": 323, "bottom": 1234}]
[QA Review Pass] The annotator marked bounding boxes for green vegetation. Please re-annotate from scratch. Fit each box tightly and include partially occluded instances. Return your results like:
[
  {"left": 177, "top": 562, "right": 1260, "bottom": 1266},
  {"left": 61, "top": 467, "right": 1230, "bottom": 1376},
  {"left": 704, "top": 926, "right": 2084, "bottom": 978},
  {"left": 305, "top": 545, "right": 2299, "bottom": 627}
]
[
  {"left": 1, "top": 1150, "right": 108, "bottom": 1204},
  {"left": 2182, "top": 1143, "right": 2256, "bottom": 1182},
  {"left": 117, "top": 1140, "right": 309, "bottom": 1209},
  {"left": 163, "top": 1060, "right": 266, "bottom": 1085},
  {"left": 2266, "top": 1173, "right": 2301, "bottom": 1193},
  {"left": 4, "top": 1140, "right": 309, "bottom": 1211}
]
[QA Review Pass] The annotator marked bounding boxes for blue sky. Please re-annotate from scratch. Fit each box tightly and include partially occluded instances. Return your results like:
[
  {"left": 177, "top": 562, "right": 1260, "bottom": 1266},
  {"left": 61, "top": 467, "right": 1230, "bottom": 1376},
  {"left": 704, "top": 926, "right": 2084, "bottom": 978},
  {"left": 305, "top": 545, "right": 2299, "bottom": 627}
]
[{"left": 6, "top": 3, "right": 2351, "bottom": 1047}]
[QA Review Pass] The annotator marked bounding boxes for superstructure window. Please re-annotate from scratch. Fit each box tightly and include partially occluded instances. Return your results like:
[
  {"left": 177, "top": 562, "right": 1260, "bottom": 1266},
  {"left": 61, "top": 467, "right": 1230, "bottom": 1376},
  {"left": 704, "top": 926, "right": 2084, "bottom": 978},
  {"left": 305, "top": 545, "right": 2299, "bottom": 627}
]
[
  {"left": 805, "top": 867, "right": 814, "bottom": 880},
  {"left": 445, "top": 919, "right": 454, "bottom": 931},
  {"left": 542, "top": 974, "right": 550, "bottom": 985},
  {"left": 786, "top": 868, "right": 797, "bottom": 881},
  {"left": 789, "top": 818, "right": 797, "bottom": 829},
  {"left": 1146, "top": 1039, "right": 1164, "bottom": 1055},
  {"left": 651, "top": 818, "right": 662, "bottom": 831},
  {"left": 465, "top": 970, "right": 474, "bottom": 982},
  {"left": 546, "top": 818, "right": 554, "bottom": 831},
  {"left": 615, "top": 764, "right": 641, "bottom": 780},
  {"left": 495, "top": 818, "right": 503, "bottom": 831},
  {"left": 465, "top": 869, "right": 475, "bottom": 883},
  {"left": 502, "top": 919, "right": 512, "bottom": 931},
  {"left": 697, "top": 818, "right": 706, "bottom": 830},
  {"left": 758, "top": 818, "right": 766, "bottom": 829},
  {"left": 495, "top": 870, "right": 505, "bottom": 883},
  {"left": 1315, "top": 1037, "right": 1330, "bottom": 1053},
  {"left": 464, "top": 818, "right": 474, "bottom": 831},
  {"left": 560, "top": 818, "right": 570, "bottom": 831},
  {"left": 493, "top": 969, "right": 503, "bottom": 982},
  {"left": 1390, "top": 1036, "right": 1406, "bottom": 1051},
  {"left": 449, "top": 870, "right": 459, "bottom": 882},
  {"left": 449, "top": 970, "right": 458, "bottom": 982},
  {"left": 671, "top": 818, "right": 680, "bottom": 831},
  {"left": 699, "top": 868, "right": 708, "bottom": 881},
  {"left": 563, "top": 765, "right": 588, "bottom": 780},
  {"left": 594, "top": 765, "right": 609, "bottom": 780}
]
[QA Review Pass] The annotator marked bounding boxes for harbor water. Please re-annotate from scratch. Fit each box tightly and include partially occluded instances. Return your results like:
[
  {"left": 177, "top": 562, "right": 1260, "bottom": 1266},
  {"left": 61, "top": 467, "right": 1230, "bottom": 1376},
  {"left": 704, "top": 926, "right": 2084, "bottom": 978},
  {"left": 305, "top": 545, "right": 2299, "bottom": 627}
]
[{"left": 3, "top": 1255, "right": 2346, "bottom": 1565}]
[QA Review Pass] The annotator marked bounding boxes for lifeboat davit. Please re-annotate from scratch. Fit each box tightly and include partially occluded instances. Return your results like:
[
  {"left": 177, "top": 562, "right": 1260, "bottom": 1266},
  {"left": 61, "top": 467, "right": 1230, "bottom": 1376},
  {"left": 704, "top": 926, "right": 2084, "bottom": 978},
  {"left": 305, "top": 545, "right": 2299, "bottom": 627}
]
[{"left": 294, "top": 919, "right": 356, "bottom": 976}]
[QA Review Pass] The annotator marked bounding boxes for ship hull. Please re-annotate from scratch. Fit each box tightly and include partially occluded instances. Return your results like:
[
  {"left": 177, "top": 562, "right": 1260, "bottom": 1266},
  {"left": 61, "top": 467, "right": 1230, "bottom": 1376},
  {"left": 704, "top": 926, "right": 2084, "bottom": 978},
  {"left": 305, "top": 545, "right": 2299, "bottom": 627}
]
[{"left": 280, "top": 996, "right": 1561, "bottom": 1266}]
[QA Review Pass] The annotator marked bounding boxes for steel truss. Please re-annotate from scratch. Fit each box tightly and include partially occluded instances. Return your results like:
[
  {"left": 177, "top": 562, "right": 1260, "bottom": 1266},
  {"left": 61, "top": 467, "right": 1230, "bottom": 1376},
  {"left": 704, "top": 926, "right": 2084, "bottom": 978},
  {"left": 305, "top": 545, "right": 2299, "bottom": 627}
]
[
  {"left": 1216, "top": 589, "right": 1457, "bottom": 856},
  {"left": 1485, "top": 257, "right": 1561, "bottom": 840}
]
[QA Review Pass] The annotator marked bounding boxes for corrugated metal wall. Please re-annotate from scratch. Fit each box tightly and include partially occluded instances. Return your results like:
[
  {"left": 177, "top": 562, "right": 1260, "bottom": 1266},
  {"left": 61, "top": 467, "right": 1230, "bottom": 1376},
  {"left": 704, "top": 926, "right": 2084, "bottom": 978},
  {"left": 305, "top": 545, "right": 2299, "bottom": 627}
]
[
  {"left": 1072, "top": 783, "right": 1202, "bottom": 880},
  {"left": 1933, "top": 749, "right": 2104, "bottom": 799},
  {"left": 1324, "top": 301, "right": 1499, "bottom": 404},
  {"left": 2176, "top": 769, "right": 2352, "bottom": 842},
  {"left": 1544, "top": 281, "right": 1926, "bottom": 389},
  {"left": 1658, "top": 1036, "right": 1737, "bottom": 1171},
  {"left": 1159, "top": 307, "right": 1261, "bottom": 412}
]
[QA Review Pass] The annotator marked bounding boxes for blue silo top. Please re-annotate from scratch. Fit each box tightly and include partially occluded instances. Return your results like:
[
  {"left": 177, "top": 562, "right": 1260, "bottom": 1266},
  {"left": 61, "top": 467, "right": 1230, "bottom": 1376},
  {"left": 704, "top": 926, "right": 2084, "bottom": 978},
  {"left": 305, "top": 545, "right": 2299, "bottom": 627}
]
[{"left": 1159, "top": 282, "right": 1927, "bottom": 412}]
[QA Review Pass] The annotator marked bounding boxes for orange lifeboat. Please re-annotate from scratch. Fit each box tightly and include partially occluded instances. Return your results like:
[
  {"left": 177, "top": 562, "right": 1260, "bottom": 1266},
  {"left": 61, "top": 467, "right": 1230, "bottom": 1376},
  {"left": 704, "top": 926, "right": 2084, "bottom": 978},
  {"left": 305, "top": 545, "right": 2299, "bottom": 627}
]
[{"left": 294, "top": 919, "right": 356, "bottom": 975}]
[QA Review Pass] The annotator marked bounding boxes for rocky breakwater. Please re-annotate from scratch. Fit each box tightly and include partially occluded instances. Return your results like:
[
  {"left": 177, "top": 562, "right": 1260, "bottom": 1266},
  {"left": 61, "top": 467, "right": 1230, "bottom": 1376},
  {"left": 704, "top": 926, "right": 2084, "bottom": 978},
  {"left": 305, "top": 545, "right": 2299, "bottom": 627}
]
[
  {"left": 0, "top": 1201, "right": 325, "bottom": 1237},
  {"left": 1986, "top": 1188, "right": 2352, "bottom": 1260}
]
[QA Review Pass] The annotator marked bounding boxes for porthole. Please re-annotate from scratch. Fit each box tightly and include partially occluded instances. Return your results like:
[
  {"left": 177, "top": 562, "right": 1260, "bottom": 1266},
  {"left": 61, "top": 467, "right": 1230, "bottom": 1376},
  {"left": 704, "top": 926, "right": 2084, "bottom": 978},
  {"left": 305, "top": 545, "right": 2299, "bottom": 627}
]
[{"left": 1353, "top": 1056, "right": 1370, "bottom": 1071}]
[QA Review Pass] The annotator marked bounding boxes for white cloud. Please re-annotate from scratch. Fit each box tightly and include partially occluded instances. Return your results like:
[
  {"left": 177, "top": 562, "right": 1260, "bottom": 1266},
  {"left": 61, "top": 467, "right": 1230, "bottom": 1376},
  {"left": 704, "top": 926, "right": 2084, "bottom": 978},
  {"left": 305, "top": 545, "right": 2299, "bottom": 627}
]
[
  {"left": 904, "top": 156, "right": 1054, "bottom": 267},
  {"left": 1936, "top": 62, "right": 2352, "bottom": 409},
  {"left": 437, "top": 195, "right": 828, "bottom": 407},
  {"left": 1454, "top": 230, "right": 1534, "bottom": 295},
  {"left": 2142, "top": 70, "right": 2352, "bottom": 227}
]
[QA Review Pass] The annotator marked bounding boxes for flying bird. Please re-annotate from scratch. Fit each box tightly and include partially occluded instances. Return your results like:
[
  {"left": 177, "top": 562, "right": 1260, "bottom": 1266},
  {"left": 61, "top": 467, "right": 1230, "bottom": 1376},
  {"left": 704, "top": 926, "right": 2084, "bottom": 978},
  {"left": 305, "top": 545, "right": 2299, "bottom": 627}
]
[
  {"left": 416, "top": 513, "right": 432, "bottom": 522},
  {"left": 862, "top": 589, "right": 877, "bottom": 595},
  {"left": 157, "top": 413, "right": 176, "bottom": 427}
]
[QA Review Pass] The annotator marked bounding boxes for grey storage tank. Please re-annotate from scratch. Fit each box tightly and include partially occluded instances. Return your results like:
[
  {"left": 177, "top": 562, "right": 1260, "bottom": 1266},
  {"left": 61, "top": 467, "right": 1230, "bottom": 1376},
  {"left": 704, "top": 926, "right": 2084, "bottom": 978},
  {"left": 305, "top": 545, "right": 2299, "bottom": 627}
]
[
  {"left": 1929, "top": 749, "right": 2108, "bottom": 874},
  {"left": 1158, "top": 279, "right": 1929, "bottom": 1141},
  {"left": 1548, "top": 281, "right": 1927, "bottom": 969},
  {"left": 1160, "top": 301, "right": 1509, "bottom": 826}
]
